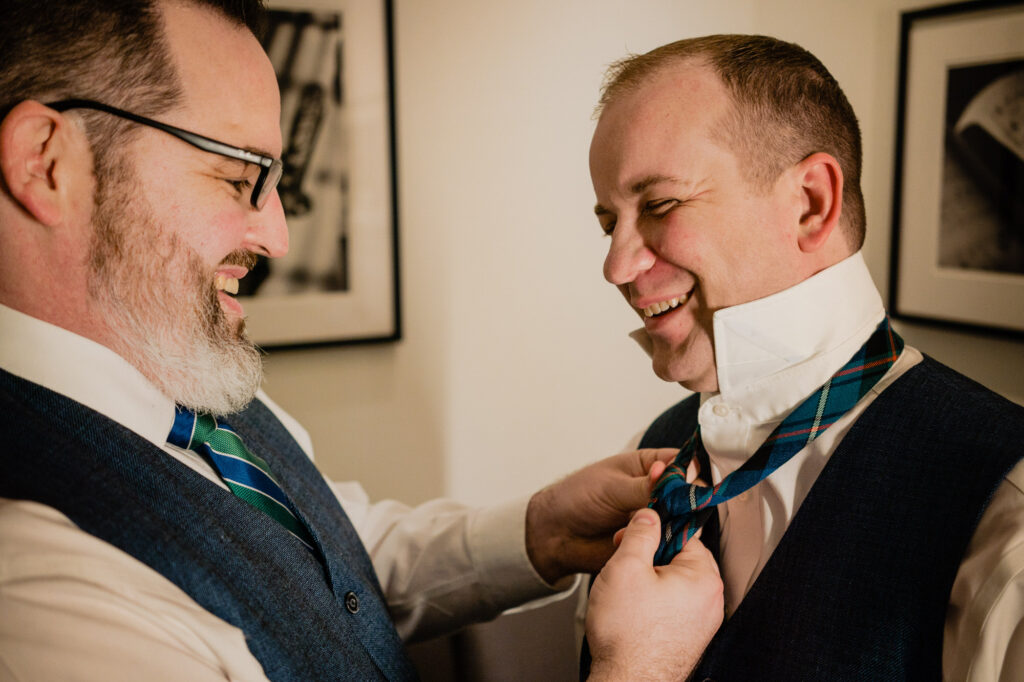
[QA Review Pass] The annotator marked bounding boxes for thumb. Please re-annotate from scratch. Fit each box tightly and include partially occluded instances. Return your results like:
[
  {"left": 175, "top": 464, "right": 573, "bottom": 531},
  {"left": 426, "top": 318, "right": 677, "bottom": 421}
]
[
  {"left": 637, "top": 447, "right": 679, "bottom": 473},
  {"left": 631, "top": 448, "right": 678, "bottom": 499},
  {"left": 611, "top": 508, "right": 663, "bottom": 564},
  {"left": 648, "top": 459, "right": 668, "bottom": 489},
  {"left": 616, "top": 471, "right": 661, "bottom": 514},
  {"left": 667, "top": 535, "right": 721, "bottom": 578}
]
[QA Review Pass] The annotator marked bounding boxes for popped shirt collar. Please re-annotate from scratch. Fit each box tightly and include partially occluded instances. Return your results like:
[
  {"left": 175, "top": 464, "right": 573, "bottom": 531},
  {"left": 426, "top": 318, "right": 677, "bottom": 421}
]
[
  {"left": 710, "top": 251, "right": 885, "bottom": 422},
  {"left": 629, "top": 252, "right": 885, "bottom": 424}
]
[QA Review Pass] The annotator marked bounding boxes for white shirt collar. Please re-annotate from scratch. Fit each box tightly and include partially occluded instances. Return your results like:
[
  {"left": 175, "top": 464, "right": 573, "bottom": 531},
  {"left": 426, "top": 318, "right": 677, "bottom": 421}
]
[
  {"left": 628, "top": 251, "right": 886, "bottom": 424},
  {"left": 709, "top": 251, "right": 885, "bottom": 422},
  {"left": 0, "top": 303, "right": 176, "bottom": 448}
]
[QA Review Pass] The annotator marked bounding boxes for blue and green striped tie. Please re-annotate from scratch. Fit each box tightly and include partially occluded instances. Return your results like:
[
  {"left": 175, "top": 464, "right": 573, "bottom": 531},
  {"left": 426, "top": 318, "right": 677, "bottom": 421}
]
[{"left": 168, "top": 406, "right": 317, "bottom": 552}]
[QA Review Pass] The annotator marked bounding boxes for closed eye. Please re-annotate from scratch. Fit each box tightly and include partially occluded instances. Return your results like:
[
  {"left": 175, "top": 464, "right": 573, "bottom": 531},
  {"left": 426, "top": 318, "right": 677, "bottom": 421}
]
[
  {"left": 225, "top": 178, "right": 253, "bottom": 194},
  {"left": 642, "top": 199, "right": 680, "bottom": 217}
]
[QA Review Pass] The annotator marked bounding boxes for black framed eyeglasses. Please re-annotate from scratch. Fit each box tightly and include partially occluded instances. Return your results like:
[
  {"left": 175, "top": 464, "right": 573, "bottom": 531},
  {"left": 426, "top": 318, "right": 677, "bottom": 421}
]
[{"left": 47, "top": 98, "right": 283, "bottom": 210}]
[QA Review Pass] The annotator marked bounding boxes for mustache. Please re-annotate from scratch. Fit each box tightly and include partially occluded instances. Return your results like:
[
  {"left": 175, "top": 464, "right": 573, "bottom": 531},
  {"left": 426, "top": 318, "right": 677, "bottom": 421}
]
[{"left": 221, "top": 250, "right": 259, "bottom": 269}]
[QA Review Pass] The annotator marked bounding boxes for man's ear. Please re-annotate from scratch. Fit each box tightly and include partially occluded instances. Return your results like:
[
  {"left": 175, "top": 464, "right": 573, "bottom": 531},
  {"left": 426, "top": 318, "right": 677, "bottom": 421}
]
[
  {"left": 794, "top": 152, "right": 843, "bottom": 254},
  {"left": 0, "top": 100, "right": 86, "bottom": 227}
]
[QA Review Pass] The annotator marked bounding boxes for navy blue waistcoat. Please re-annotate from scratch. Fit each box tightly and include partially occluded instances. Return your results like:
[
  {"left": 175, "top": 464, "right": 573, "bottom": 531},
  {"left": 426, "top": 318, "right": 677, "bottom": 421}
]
[
  {"left": 637, "top": 356, "right": 1024, "bottom": 681},
  {"left": 0, "top": 368, "right": 418, "bottom": 681}
]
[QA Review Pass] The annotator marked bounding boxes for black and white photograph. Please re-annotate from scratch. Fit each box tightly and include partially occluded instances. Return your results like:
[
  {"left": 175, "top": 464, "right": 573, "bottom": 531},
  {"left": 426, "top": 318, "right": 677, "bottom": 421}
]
[
  {"left": 244, "top": 8, "right": 349, "bottom": 297},
  {"left": 241, "top": 0, "right": 399, "bottom": 347},
  {"left": 939, "top": 60, "right": 1024, "bottom": 274},
  {"left": 891, "top": 0, "right": 1024, "bottom": 335}
]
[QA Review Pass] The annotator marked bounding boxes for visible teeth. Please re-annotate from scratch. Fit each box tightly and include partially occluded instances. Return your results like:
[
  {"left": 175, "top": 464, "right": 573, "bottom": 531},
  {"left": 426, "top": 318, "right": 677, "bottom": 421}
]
[
  {"left": 642, "top": 295, "right": 685, "bottom": 318},
  {"left": 215, "top": 274, "right": 240, "bottom": 295}
]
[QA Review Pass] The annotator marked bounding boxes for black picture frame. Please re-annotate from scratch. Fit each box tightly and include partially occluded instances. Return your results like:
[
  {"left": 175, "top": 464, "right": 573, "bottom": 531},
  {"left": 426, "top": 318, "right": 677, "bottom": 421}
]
[
  {"left": 890, "top": 0, "right": 1024, "bottom": 337},
  {"left": 239, "top": 0, "right": 401, "bottom": 349}
]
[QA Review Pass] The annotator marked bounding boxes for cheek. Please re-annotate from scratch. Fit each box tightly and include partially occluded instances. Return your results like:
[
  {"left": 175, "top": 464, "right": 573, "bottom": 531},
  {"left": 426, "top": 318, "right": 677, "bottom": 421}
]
[
  {"left": 655, "top": 219, "right": 692, "bottom": 260},
  {"left": 658, "top": 225, "right": 706, "bottom": 274},
  {"left": 140, "top": 171, "right": 244, "bottom": 257},
  {"left": 175, "top": 208, "right": 243, "bottom": 260}
]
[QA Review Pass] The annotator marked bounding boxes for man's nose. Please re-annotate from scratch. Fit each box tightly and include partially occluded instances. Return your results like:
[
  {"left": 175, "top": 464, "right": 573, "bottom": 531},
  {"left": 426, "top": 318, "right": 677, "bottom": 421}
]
[
  {"left": 244, "top": 189, "right": 289, "bottom": 258},
  {"left": 603, "top": 221, "right": 655, "bottom": 286}
]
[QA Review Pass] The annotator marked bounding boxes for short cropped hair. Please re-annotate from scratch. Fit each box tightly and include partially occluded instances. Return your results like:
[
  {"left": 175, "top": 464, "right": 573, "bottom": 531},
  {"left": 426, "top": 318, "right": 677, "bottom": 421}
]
[
  {"left": 0, "top": 0, "right": 267, "bottom": 181},
  {"left": 598, "top": 35, "right": 865, "bottom": 250}
]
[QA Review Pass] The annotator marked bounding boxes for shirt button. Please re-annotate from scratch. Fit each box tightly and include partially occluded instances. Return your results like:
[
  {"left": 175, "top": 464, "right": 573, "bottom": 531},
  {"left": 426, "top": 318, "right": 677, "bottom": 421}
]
[
  {"left": 344, "top": 591, "right": 359, "bottom": 614},
  {"left": 712, "top": 404, "right": 729, "bottom": 417}
]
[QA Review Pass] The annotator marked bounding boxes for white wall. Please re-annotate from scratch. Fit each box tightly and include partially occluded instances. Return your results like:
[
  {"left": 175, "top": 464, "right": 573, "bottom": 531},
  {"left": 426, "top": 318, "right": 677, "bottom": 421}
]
[{"left": 263, "top": 0, "right": 1024, "bottom": 507}]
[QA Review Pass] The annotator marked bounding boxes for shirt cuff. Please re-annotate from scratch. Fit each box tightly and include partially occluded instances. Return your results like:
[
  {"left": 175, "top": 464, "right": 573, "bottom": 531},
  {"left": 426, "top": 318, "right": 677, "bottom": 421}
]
[{"left": 468, "top": 496, "right": 575, "bottom": 611}]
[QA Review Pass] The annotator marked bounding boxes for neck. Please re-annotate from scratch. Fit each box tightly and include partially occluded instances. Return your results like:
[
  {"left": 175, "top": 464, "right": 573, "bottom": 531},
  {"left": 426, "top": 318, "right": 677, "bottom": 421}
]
[{"left": 707, "top": 251, "right": 882, "bottom": 402}]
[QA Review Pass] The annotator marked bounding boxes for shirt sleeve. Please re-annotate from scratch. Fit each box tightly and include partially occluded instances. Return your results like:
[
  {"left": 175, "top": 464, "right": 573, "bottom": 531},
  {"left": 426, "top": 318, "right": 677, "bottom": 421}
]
[
  {"left": 260, "top": 390, "right": 570, "bottom": 641},
  {"left": 944, "top": 459, "right": 1024, "bottom": 681},
  {"left": 0, "top": 499, "right": 271, "bottom": 682},
  {"left": 329, "top": 481, "right": 568, "bottom": 642}
]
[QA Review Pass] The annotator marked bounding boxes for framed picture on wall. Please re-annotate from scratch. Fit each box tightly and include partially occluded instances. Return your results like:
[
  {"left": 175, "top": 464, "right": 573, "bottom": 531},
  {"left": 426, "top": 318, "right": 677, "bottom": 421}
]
[
  {"left": 890, "top": 0, "right": 1024, "bottom": 336},
  {"left": 238, "top": 0, "right": 400, "bottom": 348}
]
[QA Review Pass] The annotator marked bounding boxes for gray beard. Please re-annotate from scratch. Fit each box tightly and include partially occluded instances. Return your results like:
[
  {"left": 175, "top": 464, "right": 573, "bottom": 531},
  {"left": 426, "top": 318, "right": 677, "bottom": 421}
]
[
  {"left": 99, "top": 263, "right": 264, "bottom": 416},
  {"left": 87, "top": 161, "right": 263, "bottom": 416}
]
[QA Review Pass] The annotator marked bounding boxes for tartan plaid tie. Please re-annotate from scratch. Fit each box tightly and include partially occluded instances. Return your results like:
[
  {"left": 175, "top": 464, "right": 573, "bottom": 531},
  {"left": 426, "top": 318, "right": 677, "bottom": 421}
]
[
  {"left": 168, "top": 406, "right": 317, "bottom": 552},
  {"left": 650, "top": 317, "right": 904, "bottom": 565}
]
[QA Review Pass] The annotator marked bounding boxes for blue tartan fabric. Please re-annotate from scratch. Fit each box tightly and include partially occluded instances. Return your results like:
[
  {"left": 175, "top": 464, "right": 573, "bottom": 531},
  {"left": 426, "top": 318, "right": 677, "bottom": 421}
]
[{"left": 650, "top": 317, "right": 904, "bottom": 565}]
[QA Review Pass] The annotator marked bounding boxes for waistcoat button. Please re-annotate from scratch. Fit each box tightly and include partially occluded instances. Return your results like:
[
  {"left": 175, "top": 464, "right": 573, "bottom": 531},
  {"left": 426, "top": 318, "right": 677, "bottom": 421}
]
[{"left": 344, "top": 591, "right": 359, "bottom": 614}]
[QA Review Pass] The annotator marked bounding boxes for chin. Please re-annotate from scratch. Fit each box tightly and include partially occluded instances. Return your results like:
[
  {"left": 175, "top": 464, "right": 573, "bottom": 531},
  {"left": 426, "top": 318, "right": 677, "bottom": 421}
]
[{"left": 651, "top": 346, "right": 716, "bottom": 392}]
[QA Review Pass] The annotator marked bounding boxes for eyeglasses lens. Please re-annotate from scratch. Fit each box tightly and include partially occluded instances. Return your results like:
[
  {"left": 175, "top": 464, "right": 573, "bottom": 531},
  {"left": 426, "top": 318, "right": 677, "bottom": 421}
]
[{"left": 256, "top": 160, "right": 284, "bottom": 210}]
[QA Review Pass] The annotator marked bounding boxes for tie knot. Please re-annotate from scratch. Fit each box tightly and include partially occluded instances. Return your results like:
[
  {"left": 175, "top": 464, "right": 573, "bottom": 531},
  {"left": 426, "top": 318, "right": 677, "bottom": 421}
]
[{"left": 168, "top": 406, "right": 218, "bottom": 451}]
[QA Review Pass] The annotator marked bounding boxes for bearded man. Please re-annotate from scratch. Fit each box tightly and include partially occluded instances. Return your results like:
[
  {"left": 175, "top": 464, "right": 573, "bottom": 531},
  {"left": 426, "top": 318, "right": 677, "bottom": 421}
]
[{"left": 0, "top": 2, "right": 722, "bottom": 679}]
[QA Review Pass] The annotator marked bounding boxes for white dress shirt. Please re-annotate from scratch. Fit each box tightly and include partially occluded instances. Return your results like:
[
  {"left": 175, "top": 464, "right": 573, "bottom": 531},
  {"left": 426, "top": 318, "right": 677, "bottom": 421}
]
[
  {"left": 625, "top": 253, "right": 1024, "bottom": 681},
  {"left": 0, "top": 303, "right": 560, "bottom": 681}
]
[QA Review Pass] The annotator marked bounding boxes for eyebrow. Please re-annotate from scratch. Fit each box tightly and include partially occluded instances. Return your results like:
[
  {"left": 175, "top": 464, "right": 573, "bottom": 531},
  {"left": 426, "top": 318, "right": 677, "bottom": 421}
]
[
  {"left": 593, "top": 174, "right": 683, "bottom": 216},
  {"left": 207, "top": 155, "right": 254, "bottom": 175},
  {"left": 210, "top": 145, "right": 280, "bottom": 173},
  {"left": 214, "top": 142, "right": 278, "bottom": 162},
  {"left": 244, "top": 145, "right": 279, "bottom": 160}
]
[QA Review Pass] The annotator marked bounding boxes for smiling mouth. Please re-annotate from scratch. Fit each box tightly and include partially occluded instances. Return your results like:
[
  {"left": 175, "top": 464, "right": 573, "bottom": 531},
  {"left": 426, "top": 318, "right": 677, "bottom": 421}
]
[
  {"left": 641, "top": 294, "right": 689, "bottom": 319},
  {"left": 215, "top": 273, "right": 240, "bottom": 295}
]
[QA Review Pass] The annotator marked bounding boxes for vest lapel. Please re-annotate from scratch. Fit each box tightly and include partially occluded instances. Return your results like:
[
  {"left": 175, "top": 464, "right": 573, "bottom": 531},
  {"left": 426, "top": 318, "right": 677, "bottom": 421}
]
[{"left": 231, "top": 400, "right": 416, "bottom": 681}]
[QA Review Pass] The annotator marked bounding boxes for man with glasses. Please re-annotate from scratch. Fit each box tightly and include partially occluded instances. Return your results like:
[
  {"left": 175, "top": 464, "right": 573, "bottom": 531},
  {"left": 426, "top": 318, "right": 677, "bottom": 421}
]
[{"left": 0, "top": 1, "right": 722, "bottom": 679}]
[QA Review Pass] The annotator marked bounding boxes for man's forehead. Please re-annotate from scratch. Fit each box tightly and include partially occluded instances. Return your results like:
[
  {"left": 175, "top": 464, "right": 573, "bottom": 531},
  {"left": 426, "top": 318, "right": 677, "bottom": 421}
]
[
  {"left": 159, "top": 1, "right": 282, "bottom": 154},
  {"left": 590, "top": 62, "right": 739, "bottom": 209},
  {"left": 593, "top": 61, "right": 732, "bottom": 158},
  {"left": 606, "top": 61, "right": 727, "bottom": 120}
]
